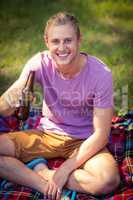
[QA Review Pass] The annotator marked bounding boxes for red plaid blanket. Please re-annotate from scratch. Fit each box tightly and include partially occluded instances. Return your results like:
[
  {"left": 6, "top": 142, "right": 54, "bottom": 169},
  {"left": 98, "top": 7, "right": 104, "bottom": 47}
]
[{"left": 0, "top": 111, "right": 133, "bottom": 199}]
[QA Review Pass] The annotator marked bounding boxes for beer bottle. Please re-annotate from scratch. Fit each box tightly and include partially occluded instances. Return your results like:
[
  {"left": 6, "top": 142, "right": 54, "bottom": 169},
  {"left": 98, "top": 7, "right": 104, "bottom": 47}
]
[{"left": 16, "top": 71, "right": 35, "bottom": 125}]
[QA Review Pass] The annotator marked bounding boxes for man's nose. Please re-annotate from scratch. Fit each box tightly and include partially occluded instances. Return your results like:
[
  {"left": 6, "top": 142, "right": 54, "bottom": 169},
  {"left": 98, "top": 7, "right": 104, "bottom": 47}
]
[{"left": 58, "top": 42, "right": 65, "bottom": 51}]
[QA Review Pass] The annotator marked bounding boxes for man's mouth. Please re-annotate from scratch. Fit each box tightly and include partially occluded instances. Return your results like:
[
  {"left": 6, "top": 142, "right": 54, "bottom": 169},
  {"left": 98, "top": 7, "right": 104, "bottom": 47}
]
[{"left": 56, "top": 53, "right": 70, "bottom": 58}]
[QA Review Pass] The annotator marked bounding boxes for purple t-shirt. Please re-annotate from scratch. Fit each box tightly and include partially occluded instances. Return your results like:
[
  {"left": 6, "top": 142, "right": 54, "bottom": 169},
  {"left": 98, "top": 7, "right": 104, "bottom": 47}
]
[{"left": 19, "top": 51, "right": 113, "bottom": 139}]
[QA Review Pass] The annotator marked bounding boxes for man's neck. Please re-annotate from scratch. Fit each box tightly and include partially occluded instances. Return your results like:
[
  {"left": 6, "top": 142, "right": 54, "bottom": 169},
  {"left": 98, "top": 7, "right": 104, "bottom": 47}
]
[{"left": 56, "top": 54, "right": 87, "bottom": 79}]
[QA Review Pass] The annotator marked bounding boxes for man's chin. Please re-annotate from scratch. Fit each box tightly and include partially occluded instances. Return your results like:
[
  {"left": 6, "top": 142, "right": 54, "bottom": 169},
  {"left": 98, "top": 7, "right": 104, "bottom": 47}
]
[{"left": 55, "top": 60, "right": 71, "bottom": 67}]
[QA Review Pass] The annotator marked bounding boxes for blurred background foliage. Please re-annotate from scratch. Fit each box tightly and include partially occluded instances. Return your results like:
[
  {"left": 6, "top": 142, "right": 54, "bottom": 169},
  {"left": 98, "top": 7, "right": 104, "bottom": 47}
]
[{"left": 0, "top": 0, "right": 133, "bottom": 113}]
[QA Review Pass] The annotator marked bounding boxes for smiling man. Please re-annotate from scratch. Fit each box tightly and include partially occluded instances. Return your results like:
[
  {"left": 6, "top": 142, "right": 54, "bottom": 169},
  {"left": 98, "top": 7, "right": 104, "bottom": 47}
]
[{"left": 0, "top": 12, "right": 120, "bottom": 200}]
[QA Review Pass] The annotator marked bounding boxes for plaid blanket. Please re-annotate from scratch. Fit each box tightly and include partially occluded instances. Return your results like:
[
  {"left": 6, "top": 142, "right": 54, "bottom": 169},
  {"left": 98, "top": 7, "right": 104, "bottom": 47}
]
[{"left": 0, "top": 110, "right": 133, "bottom": 199}]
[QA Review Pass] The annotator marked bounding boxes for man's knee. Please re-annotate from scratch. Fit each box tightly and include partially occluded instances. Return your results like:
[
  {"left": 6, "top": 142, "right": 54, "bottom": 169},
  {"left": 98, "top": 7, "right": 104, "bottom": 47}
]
[
  {"left": 0, "top": 134, "right": 15, "bottom": 156},
  {"left": 83, "top": 171, "right": 120, "bottom": 195},
  {"left": 94, "top": 172, "right": 120, "bottom": 195},
  {"left": 0, "top": 156, "right": 7, "bottom": 168}
]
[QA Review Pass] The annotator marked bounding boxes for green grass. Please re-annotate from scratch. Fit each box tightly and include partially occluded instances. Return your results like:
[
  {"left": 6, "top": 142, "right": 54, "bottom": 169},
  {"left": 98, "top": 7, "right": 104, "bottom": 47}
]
[{"left": 0, "top": 0, "right": 133, "bottom": 113}]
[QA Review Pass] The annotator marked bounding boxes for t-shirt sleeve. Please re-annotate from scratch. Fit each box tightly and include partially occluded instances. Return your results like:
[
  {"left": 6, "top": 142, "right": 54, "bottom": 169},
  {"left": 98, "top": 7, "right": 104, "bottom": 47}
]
[
  {"left": 19, "top": 52, "right": 41, "bottom": 83},
  {"left": 94, "top": 72, "right": 114, "bottom": 108}
]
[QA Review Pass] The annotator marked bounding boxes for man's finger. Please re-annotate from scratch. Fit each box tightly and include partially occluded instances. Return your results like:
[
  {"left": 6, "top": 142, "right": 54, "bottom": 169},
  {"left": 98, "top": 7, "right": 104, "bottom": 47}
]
[
  {"left": 56, "top": 188, "right": 62, "bottom": 200},
  {"left": 51, "top": 186, "right": 57, "bottom": 200}
]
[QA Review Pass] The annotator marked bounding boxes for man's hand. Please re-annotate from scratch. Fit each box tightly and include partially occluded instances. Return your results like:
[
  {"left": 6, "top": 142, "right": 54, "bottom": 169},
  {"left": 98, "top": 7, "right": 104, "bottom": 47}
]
[
  {"left": 45, "top": 166, "right": 70, "bottom": 200},
  {"left": 0, "top": 79, "right": 26, "bottom": 116}
]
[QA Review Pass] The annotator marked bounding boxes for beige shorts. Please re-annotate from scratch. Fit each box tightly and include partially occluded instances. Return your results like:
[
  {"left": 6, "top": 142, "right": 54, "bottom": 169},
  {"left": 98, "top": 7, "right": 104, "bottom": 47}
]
[{"left": 8, "top": 129, "right": 84, "bottom": 163}]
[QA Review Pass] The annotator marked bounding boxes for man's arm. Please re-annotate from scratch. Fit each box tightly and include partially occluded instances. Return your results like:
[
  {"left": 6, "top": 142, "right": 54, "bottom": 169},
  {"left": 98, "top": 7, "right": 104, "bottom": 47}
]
[
  {"left": 0, "top": 95, "right": 15, "bottom": 116},
  {"left": 56, "top": 107, "right": 113, "bottom": 175},
  {"left": 0, "top": 80, "right": 26, "bottom": 116}
]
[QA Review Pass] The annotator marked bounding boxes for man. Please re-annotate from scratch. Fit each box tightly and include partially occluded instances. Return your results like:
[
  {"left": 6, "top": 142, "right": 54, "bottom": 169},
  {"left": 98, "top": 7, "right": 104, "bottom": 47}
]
[{"left": 0, "top": 12, "right": 120, "bottom": 200}]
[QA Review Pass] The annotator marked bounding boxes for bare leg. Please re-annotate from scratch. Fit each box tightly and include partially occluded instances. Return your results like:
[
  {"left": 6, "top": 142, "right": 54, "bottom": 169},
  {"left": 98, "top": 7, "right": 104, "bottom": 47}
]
[
  {"left": 0, "top": 156, "right": 48, "bottom": 193},
  {"left": 34, "top": 148, "right": 120, "bottom": 196},
  {"left": 34, "top": 163, "right": 55, "bottom": 180},
  {"left": 0, "top": 134, "right": 47, "bottom": 195}
]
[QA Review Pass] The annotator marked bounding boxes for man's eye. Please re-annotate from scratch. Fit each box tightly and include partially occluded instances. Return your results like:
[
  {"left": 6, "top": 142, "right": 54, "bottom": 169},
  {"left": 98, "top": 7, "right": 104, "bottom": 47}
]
[
  {"left": 65, "top": 39, "right": 72, "bottom": 43},
  {"left": 51, "top": 39, "right": 59, "bottom": 44}
]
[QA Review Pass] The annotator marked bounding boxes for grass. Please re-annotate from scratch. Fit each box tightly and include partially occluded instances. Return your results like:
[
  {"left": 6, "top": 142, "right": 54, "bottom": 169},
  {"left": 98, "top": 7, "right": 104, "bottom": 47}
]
[{"left": 0, "top": 0, "right": 133, "bottom": 113}]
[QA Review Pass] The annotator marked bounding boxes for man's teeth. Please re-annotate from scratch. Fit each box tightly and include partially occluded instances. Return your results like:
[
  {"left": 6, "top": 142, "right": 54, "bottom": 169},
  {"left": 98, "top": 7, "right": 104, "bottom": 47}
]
[{"left": 58, "top": 54, "right": 68, "bottom": 57}]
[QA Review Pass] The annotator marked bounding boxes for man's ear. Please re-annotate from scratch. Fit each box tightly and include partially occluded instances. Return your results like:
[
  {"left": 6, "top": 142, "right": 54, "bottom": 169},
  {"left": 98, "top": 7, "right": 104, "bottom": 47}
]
[
  {"left": 44, "top": 35, "right": 49, "bottom": 48},
  {"left": 78, "top": 33, "right": 82, "bottom": 45}
]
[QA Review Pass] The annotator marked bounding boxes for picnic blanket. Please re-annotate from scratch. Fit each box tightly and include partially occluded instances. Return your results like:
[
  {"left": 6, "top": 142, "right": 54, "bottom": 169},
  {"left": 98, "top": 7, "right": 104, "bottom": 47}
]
[{"left": 0, "top": 110, "right": 133, "bottom": 199}]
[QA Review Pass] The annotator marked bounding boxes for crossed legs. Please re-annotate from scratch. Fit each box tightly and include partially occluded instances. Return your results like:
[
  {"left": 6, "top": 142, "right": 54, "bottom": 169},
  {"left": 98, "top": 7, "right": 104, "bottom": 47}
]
[
  {"left": 0, "top": 131, "right": 120, "bottom": 197},
  {"left": 34, "top": 148, "right": 120, "bottom": 196}
]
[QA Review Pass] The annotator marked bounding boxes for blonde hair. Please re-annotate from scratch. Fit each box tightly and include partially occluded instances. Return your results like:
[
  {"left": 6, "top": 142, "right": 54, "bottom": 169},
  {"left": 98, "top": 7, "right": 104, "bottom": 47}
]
[{"left": 44, "top": 12, "right": 80, "bottom": 39}]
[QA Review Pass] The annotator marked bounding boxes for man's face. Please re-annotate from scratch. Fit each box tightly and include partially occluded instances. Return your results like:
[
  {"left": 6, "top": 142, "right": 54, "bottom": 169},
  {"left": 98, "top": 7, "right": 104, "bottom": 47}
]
[{"left": 45, "top": 23, "right": 81, "bottom": 70}]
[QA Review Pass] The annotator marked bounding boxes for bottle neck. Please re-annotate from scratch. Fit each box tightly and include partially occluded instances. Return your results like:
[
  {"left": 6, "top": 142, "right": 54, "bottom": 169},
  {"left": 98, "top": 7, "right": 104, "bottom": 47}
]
[{"left": 24, "top": 71, "right": 35, "bottom": 92}]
